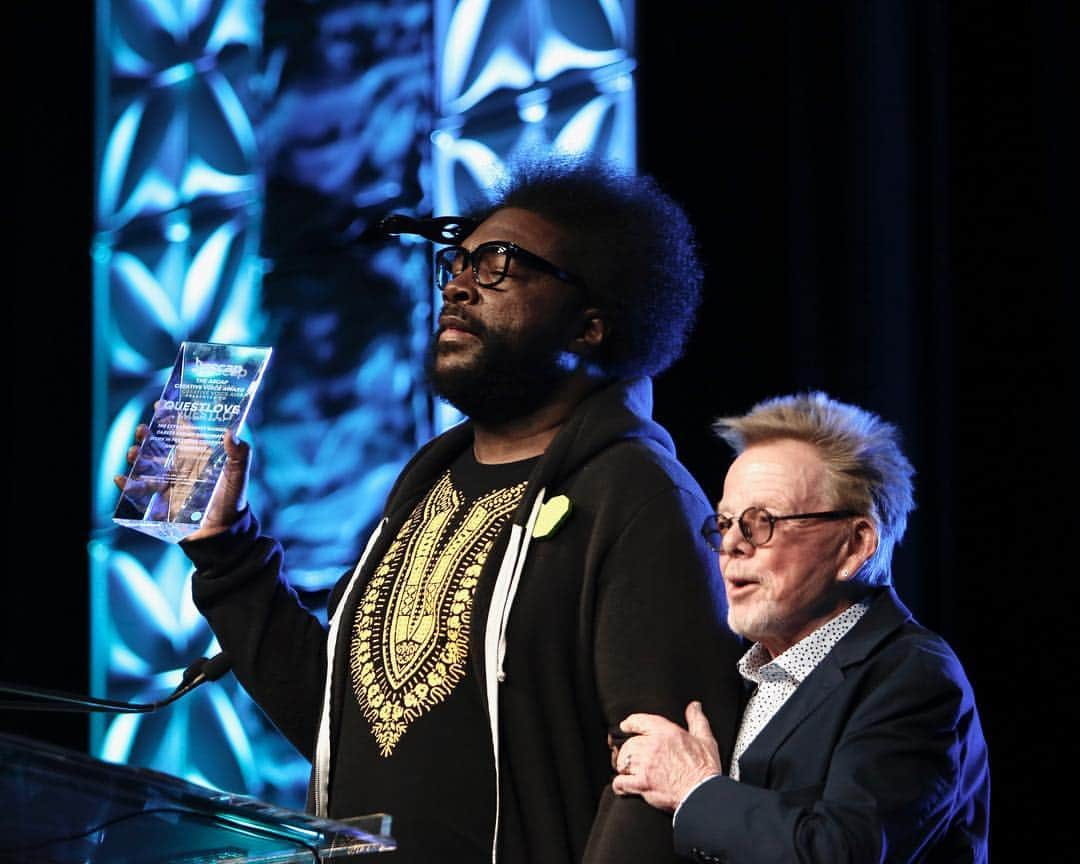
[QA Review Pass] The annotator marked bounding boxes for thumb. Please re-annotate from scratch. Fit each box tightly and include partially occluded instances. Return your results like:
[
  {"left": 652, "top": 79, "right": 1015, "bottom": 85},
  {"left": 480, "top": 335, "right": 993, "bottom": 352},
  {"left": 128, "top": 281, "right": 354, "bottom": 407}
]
[
  {"left": 224, "top": 428, "right": 249, "bottom": 461},
  {"left": 685, "top": 701, "right": 714, "bottom": 741}
]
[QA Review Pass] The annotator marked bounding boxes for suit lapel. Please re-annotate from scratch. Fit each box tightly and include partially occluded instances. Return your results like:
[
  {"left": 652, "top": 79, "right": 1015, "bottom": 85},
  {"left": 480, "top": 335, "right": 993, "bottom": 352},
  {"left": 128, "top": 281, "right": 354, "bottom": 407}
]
[
  {"left": 736, "top": 657, "right": 844, "bottom": 788},
  {"left": 736, "top": 589, "right": 912, "bottom": 788}
]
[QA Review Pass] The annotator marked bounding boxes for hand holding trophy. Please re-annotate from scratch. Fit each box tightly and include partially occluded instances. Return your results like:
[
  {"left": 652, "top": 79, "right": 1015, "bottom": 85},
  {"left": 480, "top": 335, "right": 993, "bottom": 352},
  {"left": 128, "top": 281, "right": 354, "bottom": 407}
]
[{"left": 112, "top": 342, "right": 271, "bottom": 542}]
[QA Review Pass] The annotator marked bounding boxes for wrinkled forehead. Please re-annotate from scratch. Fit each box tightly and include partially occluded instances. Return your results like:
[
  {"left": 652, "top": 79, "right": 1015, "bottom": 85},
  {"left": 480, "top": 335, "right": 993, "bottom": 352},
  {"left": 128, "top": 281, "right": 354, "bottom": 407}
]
[
  {"left": 720, "top": 439, "right": 833, "bottom": 512},
  {"left": 465, "top": 207, "right": 568, "bottom": 261}
]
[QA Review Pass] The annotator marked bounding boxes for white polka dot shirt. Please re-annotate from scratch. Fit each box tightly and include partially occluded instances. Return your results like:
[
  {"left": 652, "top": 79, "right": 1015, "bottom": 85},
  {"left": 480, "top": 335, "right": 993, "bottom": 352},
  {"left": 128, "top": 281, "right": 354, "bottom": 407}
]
[{"left": 729, "top": 601, "right": 870, "bottom": 781}]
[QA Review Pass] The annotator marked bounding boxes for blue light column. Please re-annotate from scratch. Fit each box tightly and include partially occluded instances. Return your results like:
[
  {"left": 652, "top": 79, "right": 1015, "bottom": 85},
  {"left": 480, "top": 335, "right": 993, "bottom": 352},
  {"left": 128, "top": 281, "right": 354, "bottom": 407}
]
[
  {"left": 91, "top": 0, "right": 436, "bottom": 810},
  {"left": 90, "top": 0, "right": 286, "bottom": 801}
]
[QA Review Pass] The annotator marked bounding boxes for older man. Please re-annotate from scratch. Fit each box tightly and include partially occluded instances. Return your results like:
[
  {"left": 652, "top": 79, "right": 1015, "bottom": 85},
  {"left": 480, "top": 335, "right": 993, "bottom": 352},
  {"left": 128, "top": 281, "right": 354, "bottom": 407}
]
[
  {"left": 611, "top": 393, "right": 990, "bottom": 863},
  {"left": 122, "top": 159, "right": 743, "bottom": 863}
]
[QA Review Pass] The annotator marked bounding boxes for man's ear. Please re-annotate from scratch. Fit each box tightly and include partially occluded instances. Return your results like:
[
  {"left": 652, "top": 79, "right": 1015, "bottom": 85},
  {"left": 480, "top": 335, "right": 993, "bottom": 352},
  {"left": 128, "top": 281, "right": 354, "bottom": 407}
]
[
  {"left": 838, "top": 516, "right": 878, "bottom": 581},
  {"left": 574, "top": 308, "right": 606, "bottom": 352}
]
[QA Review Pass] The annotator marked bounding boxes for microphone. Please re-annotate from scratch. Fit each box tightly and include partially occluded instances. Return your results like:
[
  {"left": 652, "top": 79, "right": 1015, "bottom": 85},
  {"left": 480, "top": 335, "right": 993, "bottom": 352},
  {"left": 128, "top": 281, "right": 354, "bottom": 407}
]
[
  {"left": 264, "top": 212, "right": 481, "bottom": 267},
  {"left": 376, "top": 213, "right": 479, "bottom": 244},
  {"left": 0, "top": 653, "right": 233, "bottom": 714}
]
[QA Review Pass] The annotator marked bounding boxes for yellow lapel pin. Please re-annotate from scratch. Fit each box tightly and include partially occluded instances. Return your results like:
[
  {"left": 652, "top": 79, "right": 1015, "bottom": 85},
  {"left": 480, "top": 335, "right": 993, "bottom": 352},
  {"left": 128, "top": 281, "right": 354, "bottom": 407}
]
[{"left": 533, "top": 495, "right": 572, "bottom": 539}]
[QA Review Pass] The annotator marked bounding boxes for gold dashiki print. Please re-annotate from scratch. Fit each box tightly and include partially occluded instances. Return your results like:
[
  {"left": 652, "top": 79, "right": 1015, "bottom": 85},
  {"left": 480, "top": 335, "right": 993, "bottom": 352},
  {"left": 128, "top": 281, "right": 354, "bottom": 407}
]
[{"left": 349, "top": 469, "right": 526, "bottom": 756}]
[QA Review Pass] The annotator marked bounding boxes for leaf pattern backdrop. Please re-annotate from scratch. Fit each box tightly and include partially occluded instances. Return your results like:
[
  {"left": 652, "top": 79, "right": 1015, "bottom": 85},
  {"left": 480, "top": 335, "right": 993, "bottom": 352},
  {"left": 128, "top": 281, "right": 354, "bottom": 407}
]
[{"left": 91, "top": 0, "right": 636, "bottom": 810}]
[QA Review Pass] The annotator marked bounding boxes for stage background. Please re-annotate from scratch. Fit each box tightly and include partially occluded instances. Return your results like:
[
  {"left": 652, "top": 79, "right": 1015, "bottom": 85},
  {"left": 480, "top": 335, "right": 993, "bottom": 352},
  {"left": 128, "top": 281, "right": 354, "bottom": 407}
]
[{"left": 8, "top": 2, "right": 1071, "bottom": 859}]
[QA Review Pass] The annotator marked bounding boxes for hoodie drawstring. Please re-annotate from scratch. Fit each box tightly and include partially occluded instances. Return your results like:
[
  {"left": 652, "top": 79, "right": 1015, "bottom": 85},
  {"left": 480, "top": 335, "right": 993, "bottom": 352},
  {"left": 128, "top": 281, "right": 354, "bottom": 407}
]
[
  {"left": 313, "top": 518, "right": 386, "bottom": 817},
  {"left": 483, "top": 487, "right": 546, "bottom": 864}
]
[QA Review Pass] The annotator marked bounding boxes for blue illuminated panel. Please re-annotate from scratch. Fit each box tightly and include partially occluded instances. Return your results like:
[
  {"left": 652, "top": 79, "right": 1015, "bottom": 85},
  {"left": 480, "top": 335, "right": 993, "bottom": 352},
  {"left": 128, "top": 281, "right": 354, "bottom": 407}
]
[
  {"left": 91, "top": 0, "right": 283, "bottom": 802},
  {"left": 92, "top": 0, "right": 433, "bottom": 809}
]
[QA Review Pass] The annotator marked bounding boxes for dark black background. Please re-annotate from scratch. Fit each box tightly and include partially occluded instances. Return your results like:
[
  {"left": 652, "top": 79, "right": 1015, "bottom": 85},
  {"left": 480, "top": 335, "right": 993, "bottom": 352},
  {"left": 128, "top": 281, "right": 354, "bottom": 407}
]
[
  {"left": 9, "top": 2, "right": 1072, "bottom": 859},
  {"left": 638, "top": 4, "right": 1072, "bottom": 858}
]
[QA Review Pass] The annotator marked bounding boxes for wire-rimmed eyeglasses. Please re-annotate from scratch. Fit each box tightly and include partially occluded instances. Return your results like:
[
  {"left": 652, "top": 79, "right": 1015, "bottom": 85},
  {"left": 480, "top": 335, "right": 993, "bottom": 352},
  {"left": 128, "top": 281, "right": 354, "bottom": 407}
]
[
  {"left": 701, "top": 507, "right": 859, "bottom": 551},
  {"left": 435, "top": 241, "right": 584, "bottom": 291}
]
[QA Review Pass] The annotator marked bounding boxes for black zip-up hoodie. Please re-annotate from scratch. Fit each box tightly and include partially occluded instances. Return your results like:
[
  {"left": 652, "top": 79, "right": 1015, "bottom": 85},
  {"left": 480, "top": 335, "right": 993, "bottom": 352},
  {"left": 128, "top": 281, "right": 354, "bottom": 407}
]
[{"left": 184, "top": 377, "right": 744, "bottom": 863}]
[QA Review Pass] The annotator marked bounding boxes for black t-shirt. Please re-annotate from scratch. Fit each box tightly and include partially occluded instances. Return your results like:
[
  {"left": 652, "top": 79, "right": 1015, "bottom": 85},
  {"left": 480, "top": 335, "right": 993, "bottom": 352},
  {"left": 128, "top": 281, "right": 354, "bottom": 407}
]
[{"left": 331, "top": 448, "right": 537, "bottom": 863}]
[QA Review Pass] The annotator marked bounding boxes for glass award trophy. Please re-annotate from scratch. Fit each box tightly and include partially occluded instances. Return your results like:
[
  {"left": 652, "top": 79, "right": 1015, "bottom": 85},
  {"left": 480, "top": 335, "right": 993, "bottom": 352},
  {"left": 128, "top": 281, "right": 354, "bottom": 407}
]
[{"left": 113, "top": 342, "right": 272, "bottom": 542}]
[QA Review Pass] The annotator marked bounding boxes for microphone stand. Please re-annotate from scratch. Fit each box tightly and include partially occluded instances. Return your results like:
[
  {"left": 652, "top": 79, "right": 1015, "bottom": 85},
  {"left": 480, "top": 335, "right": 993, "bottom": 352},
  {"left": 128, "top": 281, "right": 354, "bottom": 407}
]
[{"left": 0, "top": 653, "right": 232, "bottom": 714}]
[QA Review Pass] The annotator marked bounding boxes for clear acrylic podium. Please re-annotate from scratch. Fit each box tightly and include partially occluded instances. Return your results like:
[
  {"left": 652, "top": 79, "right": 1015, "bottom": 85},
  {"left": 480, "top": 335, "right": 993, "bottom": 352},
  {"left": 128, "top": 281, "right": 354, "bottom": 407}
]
[{"left": 0, "top": 733, "right": 395, "bottom": 862}]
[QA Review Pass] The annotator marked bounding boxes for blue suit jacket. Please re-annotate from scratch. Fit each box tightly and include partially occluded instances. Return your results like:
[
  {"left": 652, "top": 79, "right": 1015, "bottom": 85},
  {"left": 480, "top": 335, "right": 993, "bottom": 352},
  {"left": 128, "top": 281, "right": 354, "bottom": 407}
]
[{"left": 674, "top": 589, "right": 990, "bottom": 863}]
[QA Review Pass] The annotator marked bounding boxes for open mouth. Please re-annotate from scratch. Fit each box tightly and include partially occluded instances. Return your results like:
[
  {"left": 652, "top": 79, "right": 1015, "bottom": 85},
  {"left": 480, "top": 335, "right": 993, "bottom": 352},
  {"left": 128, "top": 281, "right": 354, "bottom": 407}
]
[{"left": 726, "top": 576, "right": 759, "bottom": 593}]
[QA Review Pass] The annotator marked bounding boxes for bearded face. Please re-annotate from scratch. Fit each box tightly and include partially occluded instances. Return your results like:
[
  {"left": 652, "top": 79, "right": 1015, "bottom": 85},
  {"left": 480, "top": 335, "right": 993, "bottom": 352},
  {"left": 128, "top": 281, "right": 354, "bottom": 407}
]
[{"left": 425, "top": 208, "right": 588, "bottom": 425}]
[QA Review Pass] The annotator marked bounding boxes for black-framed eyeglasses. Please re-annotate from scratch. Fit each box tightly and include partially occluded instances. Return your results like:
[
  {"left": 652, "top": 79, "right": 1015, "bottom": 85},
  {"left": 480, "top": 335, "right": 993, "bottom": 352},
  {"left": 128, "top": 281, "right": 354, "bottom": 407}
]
[
  {"left": 700, "top": 507, "right": 859, "bottom": 551},
  {"left": 435, "top": 241, "right": 584, "bottom": 291}
]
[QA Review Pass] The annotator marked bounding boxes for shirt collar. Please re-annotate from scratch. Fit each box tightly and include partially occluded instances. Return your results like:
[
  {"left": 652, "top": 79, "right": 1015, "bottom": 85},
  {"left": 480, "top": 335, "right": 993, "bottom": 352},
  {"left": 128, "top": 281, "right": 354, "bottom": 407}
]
[{"left": 737, "top": 601, "right": 870, "bottom": 686}]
